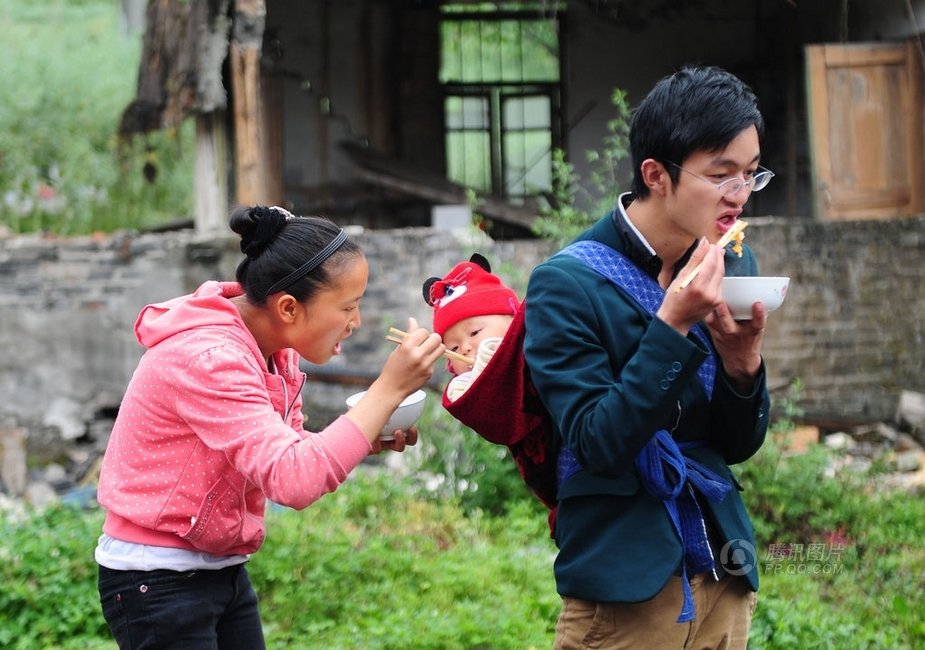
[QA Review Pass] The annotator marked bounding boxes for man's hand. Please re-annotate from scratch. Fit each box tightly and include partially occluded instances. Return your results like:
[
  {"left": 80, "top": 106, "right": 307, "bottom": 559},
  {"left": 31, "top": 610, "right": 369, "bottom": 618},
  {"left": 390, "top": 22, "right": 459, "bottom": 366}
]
[
  {"left": 705, "top": 301, "right": 766, "bottom": 392},
  {"left": 658, "top": 238, "right": 725, "bottom": 335}
]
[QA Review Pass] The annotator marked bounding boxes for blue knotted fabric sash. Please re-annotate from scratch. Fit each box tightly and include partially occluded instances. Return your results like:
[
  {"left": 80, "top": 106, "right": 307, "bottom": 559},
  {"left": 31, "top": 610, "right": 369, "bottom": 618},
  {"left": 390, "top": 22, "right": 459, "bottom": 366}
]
[{"left": 555, "top": 239, "right": 731, "bottom": 623}]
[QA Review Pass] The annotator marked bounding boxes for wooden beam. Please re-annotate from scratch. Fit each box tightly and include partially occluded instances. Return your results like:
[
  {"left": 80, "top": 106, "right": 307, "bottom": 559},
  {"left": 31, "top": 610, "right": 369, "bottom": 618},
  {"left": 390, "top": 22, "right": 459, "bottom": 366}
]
[
  {"left": 353, "top": 167, "right": 538, "bottom": 231},
  {"left": 342, "top": 142, "right": 539, "bottom": 230}
]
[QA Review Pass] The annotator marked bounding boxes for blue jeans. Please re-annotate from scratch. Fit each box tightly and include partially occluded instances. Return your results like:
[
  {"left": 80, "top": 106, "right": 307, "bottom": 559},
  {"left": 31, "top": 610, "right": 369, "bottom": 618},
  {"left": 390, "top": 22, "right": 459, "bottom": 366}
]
[{"left": 98, "top": 564, "right": 266, "bottom": 649}]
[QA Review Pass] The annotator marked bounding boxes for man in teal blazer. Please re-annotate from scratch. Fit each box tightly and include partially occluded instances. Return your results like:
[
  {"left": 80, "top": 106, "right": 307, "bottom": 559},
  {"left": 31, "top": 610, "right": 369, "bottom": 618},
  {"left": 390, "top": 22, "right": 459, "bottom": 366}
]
[{"left": 524, "top": 66, "right": 772, "bottom": 649}]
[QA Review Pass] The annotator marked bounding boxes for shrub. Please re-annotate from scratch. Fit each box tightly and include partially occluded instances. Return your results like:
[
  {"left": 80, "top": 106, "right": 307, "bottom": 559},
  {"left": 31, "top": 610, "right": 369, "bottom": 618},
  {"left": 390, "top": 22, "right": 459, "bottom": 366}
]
[
  {"left": 410, "top": 392, "right": 545, "bottom": 517},
  {"left": 740, "top": 382, "right": 925, "bottom": 648},
  {"left": 0, "top": 0, "right": 193, "bottom": 235},
  {"left": 0, "top": 504, "right": 111, "bottom": 649},
  {"left": 531, "top": 88, "right": 631, "bottom": 246}
]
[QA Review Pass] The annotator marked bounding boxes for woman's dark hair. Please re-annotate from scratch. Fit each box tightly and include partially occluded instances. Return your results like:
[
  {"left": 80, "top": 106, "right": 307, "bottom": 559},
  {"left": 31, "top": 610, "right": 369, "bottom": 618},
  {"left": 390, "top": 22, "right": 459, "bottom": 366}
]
[
  {"left": 630, "top": 66, "right": 765, "bottom": 198},
  {"left": 230, "top": 205, "right": 361, "bottom": 305}
]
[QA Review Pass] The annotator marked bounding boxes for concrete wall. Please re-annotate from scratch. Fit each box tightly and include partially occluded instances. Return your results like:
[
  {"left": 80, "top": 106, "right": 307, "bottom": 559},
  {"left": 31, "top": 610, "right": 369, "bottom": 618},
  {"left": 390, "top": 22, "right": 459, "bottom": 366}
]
[{"left": 1, "top": 218, "right": 923, "bottom": 449}]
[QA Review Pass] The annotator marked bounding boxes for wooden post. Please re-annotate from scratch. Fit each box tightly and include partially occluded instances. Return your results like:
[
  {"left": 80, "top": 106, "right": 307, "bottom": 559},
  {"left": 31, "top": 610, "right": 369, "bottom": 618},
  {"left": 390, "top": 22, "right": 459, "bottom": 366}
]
[
  {"left": 230, "top": 0, "right": 267, "bottom": 207},
  {"left": 194, "top": 111, "right": 229, "bottom": 235}
]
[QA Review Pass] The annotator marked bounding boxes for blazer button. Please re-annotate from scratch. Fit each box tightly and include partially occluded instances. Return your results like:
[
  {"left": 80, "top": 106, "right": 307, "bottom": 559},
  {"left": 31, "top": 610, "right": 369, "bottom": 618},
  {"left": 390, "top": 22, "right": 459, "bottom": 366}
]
[
  {"left": 660, "top": 379, "right": 671, "bottom": 390},
  {"left": 671, "top": 361, "right": 682, "bottom": 372}
]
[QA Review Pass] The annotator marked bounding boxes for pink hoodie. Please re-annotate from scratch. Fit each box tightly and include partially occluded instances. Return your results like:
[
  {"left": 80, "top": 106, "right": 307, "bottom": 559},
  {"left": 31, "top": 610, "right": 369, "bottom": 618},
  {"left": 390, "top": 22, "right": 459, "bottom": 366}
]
[{"left": 97, "top": 281, "right": 371, "bottom": 555}]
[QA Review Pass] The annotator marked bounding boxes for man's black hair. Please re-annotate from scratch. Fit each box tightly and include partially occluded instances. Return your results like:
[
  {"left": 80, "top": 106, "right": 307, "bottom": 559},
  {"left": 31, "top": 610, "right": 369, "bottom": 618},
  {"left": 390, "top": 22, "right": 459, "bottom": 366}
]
[{"left": 629, "top": 66, "right": 765, "bottom": 198}]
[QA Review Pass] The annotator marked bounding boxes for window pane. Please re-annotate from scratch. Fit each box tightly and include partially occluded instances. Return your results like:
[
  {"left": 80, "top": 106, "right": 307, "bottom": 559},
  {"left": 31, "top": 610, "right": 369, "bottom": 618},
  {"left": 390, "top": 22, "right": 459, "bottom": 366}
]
[
  {"left": 446, "top": 96, "right": 489, "bottom": 130},
  {"left": 504, "top": 95, "right": 550, "bottom": 130},
  {"left": 447, "top": 131, "right": 491, "bottom": 192},
  {"left": 498, "top": 20, "right": 523, "bottom": 82},
  {"left": 479, "top": 21, "right": 502, "bottom": 81},
  {"left": 440, "top": 21, "right": 462, "bottom": 82},
  {"left": 504, "top": 132, "right": 526, "bottom": 197},
  {"left": 504, "top": 130, "right": 551, "bottom": 197},
  {"left": 521, "top": 20, "right": 559, "bottom": 80},
  {"left": 440, "top": 18, "right": 559, "bottom": 83},
  {"left": 524, "top": 141, "right": 552, "bottom": 193},
  {"left": 459, "top": 21, "right": 483, "bottom": 83}
]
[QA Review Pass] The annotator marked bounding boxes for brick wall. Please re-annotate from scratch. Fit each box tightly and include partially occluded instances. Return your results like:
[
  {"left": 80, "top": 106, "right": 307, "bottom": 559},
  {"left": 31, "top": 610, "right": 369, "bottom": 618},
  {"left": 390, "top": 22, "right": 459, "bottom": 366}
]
[
  {"left": 746, "top": 216, "right": 925, "bottom": 422},
  {"left": 1, "top": 217, "right": 923, "bottom": 445}
]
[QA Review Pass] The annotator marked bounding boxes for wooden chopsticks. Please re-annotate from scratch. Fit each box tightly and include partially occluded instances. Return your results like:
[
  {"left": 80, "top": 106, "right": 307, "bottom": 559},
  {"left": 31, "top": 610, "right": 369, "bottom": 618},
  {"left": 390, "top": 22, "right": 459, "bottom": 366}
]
[
  {"left": 675, "top": 220, "right": 749, "bottom": 292},
  {"left": 386, "top": 327, "right": 476, "bottom": 366}
]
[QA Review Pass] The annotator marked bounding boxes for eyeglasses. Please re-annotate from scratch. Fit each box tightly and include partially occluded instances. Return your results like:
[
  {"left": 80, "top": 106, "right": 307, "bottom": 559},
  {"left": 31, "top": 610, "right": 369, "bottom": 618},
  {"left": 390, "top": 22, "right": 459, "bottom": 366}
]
[{"left": 666, "top": 161, "right": 775, "bottom": 197}]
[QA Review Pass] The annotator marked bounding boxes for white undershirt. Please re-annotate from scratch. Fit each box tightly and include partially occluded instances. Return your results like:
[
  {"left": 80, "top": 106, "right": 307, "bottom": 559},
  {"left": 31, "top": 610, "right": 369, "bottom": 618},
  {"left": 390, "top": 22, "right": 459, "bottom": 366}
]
[
  {"left": 617, "top": 192, "right": 658, "bottom": 256},
  {"left": 95, "top": 533, "right": 249, "bottom": 571}
]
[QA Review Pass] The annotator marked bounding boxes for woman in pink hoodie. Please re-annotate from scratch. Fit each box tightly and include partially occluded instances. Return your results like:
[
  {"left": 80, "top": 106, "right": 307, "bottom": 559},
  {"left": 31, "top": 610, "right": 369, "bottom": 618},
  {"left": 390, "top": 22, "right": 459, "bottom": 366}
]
[{"left": 95, "top": 205, "right": 445, "bottom": 649}]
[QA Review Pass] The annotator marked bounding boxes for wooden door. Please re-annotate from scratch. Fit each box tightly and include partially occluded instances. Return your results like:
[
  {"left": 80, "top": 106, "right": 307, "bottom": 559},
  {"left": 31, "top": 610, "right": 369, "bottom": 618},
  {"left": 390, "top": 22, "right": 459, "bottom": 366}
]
[{"left": 805, "top": 40, "right": 924, "bottom": 219}]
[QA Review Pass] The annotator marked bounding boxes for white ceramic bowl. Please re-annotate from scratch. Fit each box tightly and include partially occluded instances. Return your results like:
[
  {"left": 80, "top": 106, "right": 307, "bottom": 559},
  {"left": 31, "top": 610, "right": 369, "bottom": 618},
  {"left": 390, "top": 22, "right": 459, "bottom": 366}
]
[
  {"left": 345, "top": 389, "right": 427, "bottom": 440},
  {"left": 721, "top": 276, "right": 791, "bottom": 320}
]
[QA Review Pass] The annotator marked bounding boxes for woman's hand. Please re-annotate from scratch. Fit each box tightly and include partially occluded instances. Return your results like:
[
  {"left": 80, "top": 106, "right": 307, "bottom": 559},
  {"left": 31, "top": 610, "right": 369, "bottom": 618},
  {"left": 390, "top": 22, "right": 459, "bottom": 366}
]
[
  {"left": 377, "top": 317, "right": 445, "bottom": 395},
  {"left": 345, "top": 317, "right": 444, "bottom": 445},
  {"left": 369, "top": 425, "right": 420, "bottom": 454}
]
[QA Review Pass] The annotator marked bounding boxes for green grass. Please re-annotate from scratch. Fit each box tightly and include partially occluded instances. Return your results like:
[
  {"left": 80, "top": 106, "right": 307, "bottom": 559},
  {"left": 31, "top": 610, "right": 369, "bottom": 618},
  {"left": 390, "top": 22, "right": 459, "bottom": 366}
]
[
  {"left": 0, "top": 422, "right": 925, "bottom": 650},
  {"left": 0, "top": 472, "right": 559, "bottom": 650},
  {"left": 252, "top": 470, "right": 559, "bottom": 649},
  {"left": 0, "top": 503, "right": 112, "bottom": 649},
  {"left": 2, "top": 383, "right": 924, "bottom": 648},
  {"left": 3, "top": 421, "right": 925, "bottom": 649},
  {"left": 737, "top": 411, "right": 925, "bottom": 649},
  {"left": 742, "top": 462, "right": 925, "bottom": 649}
]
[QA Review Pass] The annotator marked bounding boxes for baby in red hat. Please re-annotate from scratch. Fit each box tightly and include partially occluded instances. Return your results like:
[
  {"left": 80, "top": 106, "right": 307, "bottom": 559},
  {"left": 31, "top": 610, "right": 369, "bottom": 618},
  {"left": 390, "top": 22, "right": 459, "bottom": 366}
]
[
  {"left": 423, "top": 254, "right": 559, "bottom": 514},
  {"left": 423, "top": 254, "right": 520, "bottom": 400}
]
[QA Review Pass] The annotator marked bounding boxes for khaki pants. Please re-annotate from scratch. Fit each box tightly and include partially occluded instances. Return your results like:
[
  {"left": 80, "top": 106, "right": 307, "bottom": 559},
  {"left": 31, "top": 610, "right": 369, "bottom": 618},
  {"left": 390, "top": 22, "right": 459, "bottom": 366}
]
[{"left": 553, "top": 574, "right": 756, "bottom": 650}]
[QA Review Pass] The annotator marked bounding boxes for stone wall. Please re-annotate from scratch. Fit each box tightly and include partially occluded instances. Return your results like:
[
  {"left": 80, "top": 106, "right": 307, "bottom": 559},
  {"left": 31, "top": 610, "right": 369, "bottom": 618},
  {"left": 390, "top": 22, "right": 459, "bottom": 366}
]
[{"left": 1, "top": 217, "right": 923, "bottom": 461}]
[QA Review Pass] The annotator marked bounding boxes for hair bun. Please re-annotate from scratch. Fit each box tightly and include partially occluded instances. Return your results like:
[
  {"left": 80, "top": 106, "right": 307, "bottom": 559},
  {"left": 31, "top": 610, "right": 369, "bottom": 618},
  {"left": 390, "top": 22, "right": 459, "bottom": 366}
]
[{"left": 240, "top": 206, "right": 288, "bottom": 258}]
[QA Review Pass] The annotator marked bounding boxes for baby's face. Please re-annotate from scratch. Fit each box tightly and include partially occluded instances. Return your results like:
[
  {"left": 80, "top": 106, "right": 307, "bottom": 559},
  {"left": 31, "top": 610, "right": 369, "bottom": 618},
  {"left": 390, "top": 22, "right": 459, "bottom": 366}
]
[{"left": 442, "top": 314, "right": 514, "bottom": 374}]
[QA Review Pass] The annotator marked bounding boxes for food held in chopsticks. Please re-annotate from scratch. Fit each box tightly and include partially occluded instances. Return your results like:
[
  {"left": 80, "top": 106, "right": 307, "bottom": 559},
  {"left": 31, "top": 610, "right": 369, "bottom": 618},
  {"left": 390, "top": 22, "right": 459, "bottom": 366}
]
[
  {"left": 675, "top": 220, "right": 749, "bottom": 292},
  {"left": 386, "top": 327, "right": 475, "bottom": 367},
  {"left": 718, "top": 219, "right": 748, "bottom": 256},
  {"left": 730, "top": 223, "right": 746, "bottom": 257}
]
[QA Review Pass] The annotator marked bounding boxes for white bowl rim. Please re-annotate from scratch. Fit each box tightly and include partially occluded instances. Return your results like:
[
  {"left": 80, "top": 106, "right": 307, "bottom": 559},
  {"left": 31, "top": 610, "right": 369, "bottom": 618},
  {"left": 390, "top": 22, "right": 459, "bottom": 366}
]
[{"left": 345, "top": 388, "right": 426, "bottom": 408}]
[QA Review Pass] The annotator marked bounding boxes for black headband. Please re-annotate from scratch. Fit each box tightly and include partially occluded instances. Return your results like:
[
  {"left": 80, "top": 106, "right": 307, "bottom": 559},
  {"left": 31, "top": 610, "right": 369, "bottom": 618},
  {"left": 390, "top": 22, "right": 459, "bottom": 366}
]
[{"left": 264, "top": 228, "right": 348, "bottom": 296}]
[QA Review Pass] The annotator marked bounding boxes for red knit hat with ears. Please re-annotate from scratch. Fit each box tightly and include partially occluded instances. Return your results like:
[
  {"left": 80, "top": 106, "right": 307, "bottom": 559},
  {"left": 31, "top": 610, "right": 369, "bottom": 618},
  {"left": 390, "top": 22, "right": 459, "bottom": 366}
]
[{"left": 423, "top": 254, "right": 520, "bottom": 337}]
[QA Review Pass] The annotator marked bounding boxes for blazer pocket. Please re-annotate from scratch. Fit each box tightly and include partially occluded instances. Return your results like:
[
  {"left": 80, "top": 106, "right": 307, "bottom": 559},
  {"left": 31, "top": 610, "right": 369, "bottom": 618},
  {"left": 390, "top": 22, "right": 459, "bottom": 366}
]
[{"left": 558, "top": 470, "right": 639, "bottom": 500}]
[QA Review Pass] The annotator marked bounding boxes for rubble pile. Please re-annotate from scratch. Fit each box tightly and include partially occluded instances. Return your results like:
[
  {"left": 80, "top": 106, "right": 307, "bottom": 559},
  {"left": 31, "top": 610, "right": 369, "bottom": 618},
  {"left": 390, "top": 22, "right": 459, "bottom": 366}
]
[{"left": 820, "top": 390, "right": 925, "bottom": 491}]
